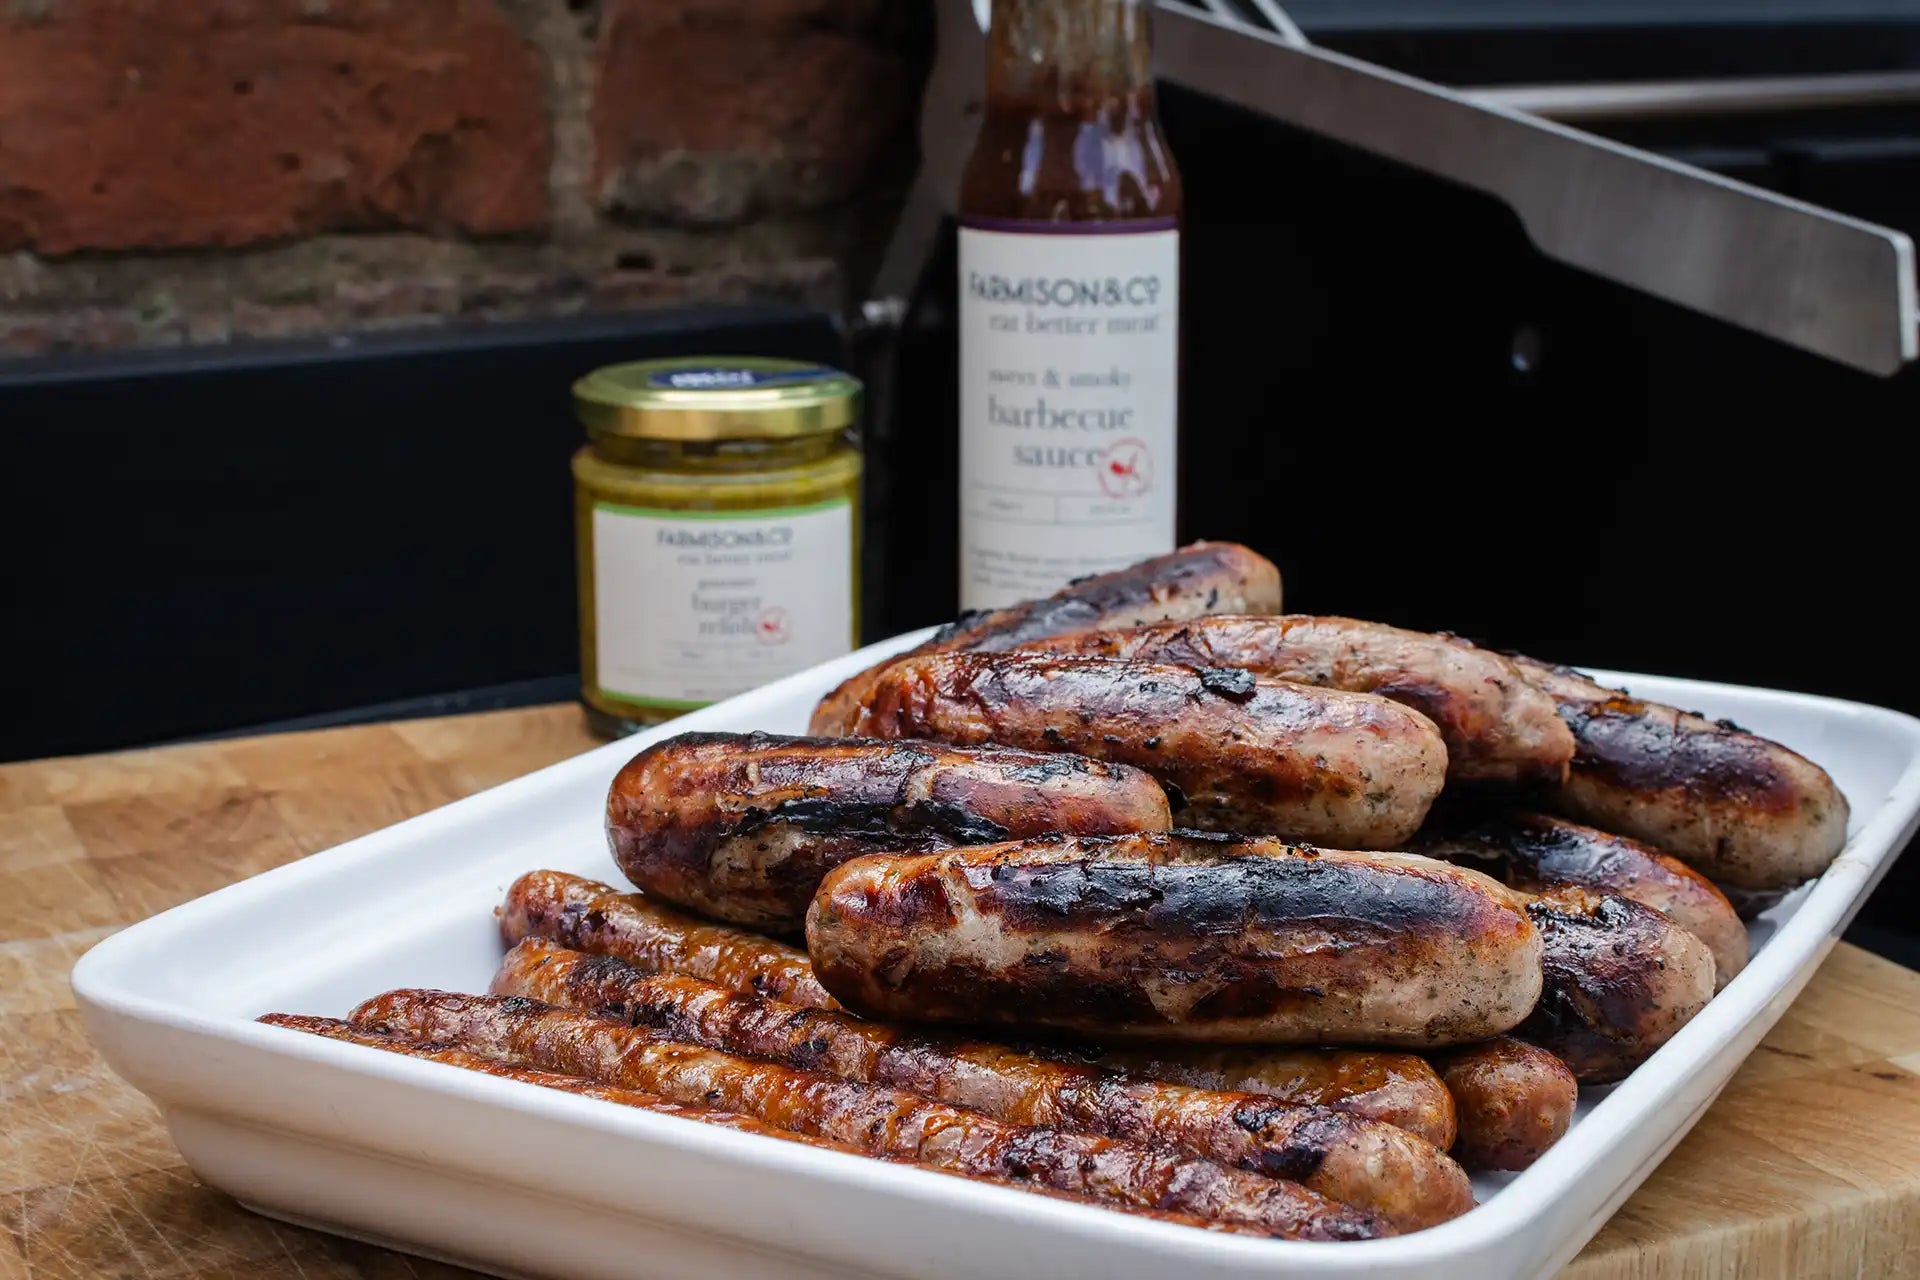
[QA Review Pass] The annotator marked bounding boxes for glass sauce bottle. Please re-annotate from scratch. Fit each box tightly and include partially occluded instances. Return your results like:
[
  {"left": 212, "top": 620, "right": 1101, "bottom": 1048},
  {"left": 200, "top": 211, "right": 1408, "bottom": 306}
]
[{"left": 956, "top": 0, "right": 1184, "bottom": 611}]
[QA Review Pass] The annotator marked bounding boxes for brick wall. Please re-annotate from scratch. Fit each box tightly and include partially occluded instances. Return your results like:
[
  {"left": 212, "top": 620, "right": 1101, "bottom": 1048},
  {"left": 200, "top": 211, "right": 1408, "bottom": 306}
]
[{"left": 0, "top": 0, "right": 926, "bottom": 357}]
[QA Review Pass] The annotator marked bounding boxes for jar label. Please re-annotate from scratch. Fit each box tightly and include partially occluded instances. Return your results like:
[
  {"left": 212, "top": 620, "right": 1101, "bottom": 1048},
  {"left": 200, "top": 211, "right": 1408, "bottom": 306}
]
[
  {"left": 958, "top": 219, "right": 1179, "bottom": 611},
  {"left": 591, "top": 500, "right": 854, "bottom": 709}
]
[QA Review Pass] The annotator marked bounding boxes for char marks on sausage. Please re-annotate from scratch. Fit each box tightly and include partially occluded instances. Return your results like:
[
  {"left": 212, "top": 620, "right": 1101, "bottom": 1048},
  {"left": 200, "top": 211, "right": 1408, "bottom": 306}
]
[
  {"left": 494, "top": 938, "right": 1473, "bottom": 1231},
  {"left": 845, "top": 652, "right": 1448, "bottom": 849},
  {"left": 810, "top": 541, "right": 1280, "bottom": 735},
  {"left": 1495, "top": 652, "right": 1849, "bottom": 894},
  {"left": 1417, "top": 812, "right": 1749, "bottom": 989},
  {"left": 350, "top": 988, "right": 1389, "bottom": 1241},
  {"left": 806, "top": 832, "right": 1541, "bottom": 1046},
  {"left": 1515, "top": 887, "right": 1716, "bottom": 1083},
  {"left": 1030, "top": 615, "right": 1574, "bottom": 786},
  {"left": 605, "top": 732, "right": 1170, "bottom": 933}
]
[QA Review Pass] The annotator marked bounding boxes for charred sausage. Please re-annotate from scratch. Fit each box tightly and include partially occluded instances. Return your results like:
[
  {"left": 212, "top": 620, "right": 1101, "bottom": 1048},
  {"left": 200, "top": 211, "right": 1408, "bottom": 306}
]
[
  {"left": 605, "top": 732, "right": 1171, "bottom": 933},
  {"left": 811, "top": 541, "right": 1281, "bottom": 735},
  {"left": 1431, "top": 1038, "right": 1578, "bottom": 1172},
  {"left": 263, "top": 1012, "right": 1271, "bottom": 1237},
  {"left": 1032, "top": 616, "right": 1573, "bottom": 786},
  {"left": 351, "top": 989, "right": 1388, "bottom": 1241},
  {"left": 1417, "top": 812, "right": 1749, "bottom": 989},
  {"left": 502, "top": 870, "right": 840, "bottom": 1010},
  {"left": 497, "top": 939, "right": 1473, "bottom": 1231},
  {"left": 503, "top": 872, "right": 1457, "bottom": 1143},
  {"left": 1517, "top": 887, "right": 1717, "bottom": 1083},
  {"left": 259, "top": 1013, "right": 841, "bottom": 1148},
  {"left": 1072, "top": 1045, "right": 1456, "bottom": 1150},
  {"left": 844, "top": 652, "right": 1448, "bottom": 848},
  {"left": 1500, "top": 652, "right": 1849, "bottom": 896},
  {"left": 806, "top": 832, "right": 1541, "bottom": 1046}
]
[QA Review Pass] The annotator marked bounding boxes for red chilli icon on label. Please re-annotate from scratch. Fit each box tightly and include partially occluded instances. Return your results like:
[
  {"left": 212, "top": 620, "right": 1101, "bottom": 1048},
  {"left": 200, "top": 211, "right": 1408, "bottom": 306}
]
[
  {"left": 754, "top": 606, "right": 792, "bottom": 646},
  {"left": 1096, "top": 438, "right": 1153, "bottom": 500}
]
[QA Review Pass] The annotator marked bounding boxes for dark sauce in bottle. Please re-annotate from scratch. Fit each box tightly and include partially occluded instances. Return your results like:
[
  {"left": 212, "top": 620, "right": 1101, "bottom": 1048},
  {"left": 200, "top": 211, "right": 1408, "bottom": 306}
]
[{"left": 956, "top": 0, "right": 1184, "bottom": 611}]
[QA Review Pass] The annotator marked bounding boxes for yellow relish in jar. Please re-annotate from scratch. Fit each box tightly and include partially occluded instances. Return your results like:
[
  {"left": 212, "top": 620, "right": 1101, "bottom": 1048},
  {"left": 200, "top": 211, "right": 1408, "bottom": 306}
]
[{"left": 572, "top": 356, "right": 862, "bottom": 736}]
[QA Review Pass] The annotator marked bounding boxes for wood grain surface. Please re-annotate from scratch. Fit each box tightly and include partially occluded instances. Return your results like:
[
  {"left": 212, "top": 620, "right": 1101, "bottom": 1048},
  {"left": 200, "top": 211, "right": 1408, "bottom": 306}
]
[{"left": 2, "top": 704, "right": 1917, "bottom": 1280}]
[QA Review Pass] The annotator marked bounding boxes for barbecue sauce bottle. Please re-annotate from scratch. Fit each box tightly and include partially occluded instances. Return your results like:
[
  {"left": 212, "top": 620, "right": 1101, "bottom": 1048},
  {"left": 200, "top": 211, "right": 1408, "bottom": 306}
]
[{"left": 957, "top": 0, "right": 1183, "bottom": 610}]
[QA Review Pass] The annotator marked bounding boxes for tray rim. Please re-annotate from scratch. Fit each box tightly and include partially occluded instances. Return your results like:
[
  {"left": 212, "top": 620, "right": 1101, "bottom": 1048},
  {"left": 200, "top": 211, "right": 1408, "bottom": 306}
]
[{"left": 70, "top": 630, "right": 1920, "bottom": 1278}]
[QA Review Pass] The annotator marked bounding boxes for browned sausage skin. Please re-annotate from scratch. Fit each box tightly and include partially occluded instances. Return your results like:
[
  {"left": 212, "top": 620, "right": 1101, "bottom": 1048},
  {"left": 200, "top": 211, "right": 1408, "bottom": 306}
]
[
  {"left": 264, "top": 1011, "right": 1277, "bottom": 1237},
  {"left": 1031, "top": 616, "right": 1574, "bottom": 786},
  {"left": 1431, "top": 1038, "right": 1579, "bottom": 1172},
  {"left": 502, "top": 870, "right": 840, "bottom": 1009},
  {"left": 807, "top": 832, "right": 1541, "bottom": 1046},
  {"left": 1066, "top": 1045, "right": 1456, "bottom": 1150},
  {"left": 1517, "top": 887, "right": 1716, "bottom": 1083},
  {"left": 846, "top": 652, "right": 1448, "bottom": 849},
  {"left": 605, "top": 732, "right": 1171, "bottom": 934},
  {"left": 496, "top": 939, "right": 1473, "bottom": 1231},
  {"left": 259, "top": 1013, "right": 843, "bottom": 1148},
  {"left": 1497, "top": 652, "right": 1849, "bottom": 895},
  {"left": 810, "top": 541, "right": 1282, "bottom": 735},
  {"left": 351, "top": 989, "right": 1389, "bottom": 1241},
  {"left": 503, "top": 871, "right": 1457, "bottom": 1142},
  {"left": 1417, "top": 812, "right": 1749, "bottom": 989}
]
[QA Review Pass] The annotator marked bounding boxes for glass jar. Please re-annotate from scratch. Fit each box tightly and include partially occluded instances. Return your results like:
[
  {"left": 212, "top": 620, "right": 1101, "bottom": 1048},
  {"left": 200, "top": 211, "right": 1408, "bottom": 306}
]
[{"left": 572, "top": 357, "right": 863, "bottom": 737}]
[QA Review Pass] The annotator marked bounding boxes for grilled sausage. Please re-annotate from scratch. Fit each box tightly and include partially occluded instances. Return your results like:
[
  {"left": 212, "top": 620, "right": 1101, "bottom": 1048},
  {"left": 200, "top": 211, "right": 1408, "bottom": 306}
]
[
  {"left": 1516, "top": 887, "right": 1717, "bottom": 1083},
  {"left": 605, "top": 732, "right": 1171, "bottom": 934},
  {"left": 502, "top": 870, "right": 840, "bottom": 1010},
  {"left": 263, "top": 1012, "right": 1270, "bottom": 1237},
  {"left": 1417, "top": 812, "right": 1749, "bottom": 989},
  {"left": 259, "top": 1013, "right": 843, "bottom": 1148},
  {"left": 1432, "top": 1038, "right": 1579, "bottom": 1172},
  {"left": 1032, "top": 616, "right": 1573, "bottom": 786},
  {"left": 807, "top": 832, "right": 1541, "bottom": 1046},
  {"left": 351, "top": 989, "right": 1389, "bottom": 1241},
  {"left": 1071, "top": 1046, "right": 1456, "bottom": 1150},
  {"left": 811, "top": 541, "right": 1282, "bottom": 735},
  {"left": 844, "top": 652, "right": 1448, "bottom": 848},
  {"left": 503, "top": 874, "right": 1456, "bottom": 1145},
  {"left": 497, "top": 938, "right": 1473, "bottom": 1231},
  {"left": 1500, "top": 652, "right": 1849, "bottom": 894}
]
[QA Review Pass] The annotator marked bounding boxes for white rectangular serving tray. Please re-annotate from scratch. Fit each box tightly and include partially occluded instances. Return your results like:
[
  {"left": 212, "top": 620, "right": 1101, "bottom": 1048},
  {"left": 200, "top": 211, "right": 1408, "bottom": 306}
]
[{"left": 74, "top": 629, "right": 1920, "bottom": 1280}]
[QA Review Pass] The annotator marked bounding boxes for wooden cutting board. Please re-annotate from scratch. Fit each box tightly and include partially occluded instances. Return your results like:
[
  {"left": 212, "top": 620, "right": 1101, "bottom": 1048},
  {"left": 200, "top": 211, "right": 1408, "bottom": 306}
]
[{"left": 3, "top": 704, "right": 1917, "bottom": 1280}]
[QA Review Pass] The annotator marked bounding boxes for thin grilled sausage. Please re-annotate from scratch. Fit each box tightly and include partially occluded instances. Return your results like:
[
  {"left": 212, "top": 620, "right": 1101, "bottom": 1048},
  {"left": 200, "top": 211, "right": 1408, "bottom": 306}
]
[
  {"left": 496, "top": 939, "right": 1473, "bottom": 1232},
  {"left": 1500, "top": 652, "right": 1849, "bottom": 895},
  {"left": 605, "top": 732, "right": 1171, "bottom": 933},
  {"left": 502, "top": 870, "right": 840, "bottom": 1010},
  {"left": 1431, "top": 1038, "right": 1578, "bottom": 1172},
  {"left": 1517, "top": 887, "right": 1717, "bottom": 1083},
  {"left": 806, "top": 832, "right": 1541, "bottom": 1046},
  {"left": 1417, "top": 813, "right": 1749, "bottom": 989},
  {"left": 504, "top": 874, "right": 1456, "bottom": 1145},
  {"left": 1070, "top": 1045, "right": 1456, "bottom": 1151},
  {"left": 845, "top": 653, "right": 1448, "bottom": 848},
  {"left": 811, "top": 541, "right": 1282, "bottom": 735},
  {"left": 261, "top": 1013, "right": 1268, "bottom": 1237},
  {"left": 258, "top": 1013, "right": 840, "bottom": 1148},
  {"left": 350, "top": 989, "right": 1389, "bottom": 1241},
  {"left": 1031, "top": 616, "right": 1573, "bottom": 786}
]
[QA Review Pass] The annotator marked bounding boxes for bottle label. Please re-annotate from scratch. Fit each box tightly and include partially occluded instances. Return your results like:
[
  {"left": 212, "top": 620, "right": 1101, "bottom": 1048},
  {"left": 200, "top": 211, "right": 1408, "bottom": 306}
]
[
  {"left": 958, "top": 217, "right": 1179, "bottom": 610},
  {"left": 591, "top": 500, "right": 854, "bottom": 710}
]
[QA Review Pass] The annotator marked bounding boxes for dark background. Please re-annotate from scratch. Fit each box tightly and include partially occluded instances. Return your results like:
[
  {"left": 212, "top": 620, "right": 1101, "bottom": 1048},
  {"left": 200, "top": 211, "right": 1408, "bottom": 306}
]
[{"left": 5, "top": 7, "right": 1918, "bottom": 949}]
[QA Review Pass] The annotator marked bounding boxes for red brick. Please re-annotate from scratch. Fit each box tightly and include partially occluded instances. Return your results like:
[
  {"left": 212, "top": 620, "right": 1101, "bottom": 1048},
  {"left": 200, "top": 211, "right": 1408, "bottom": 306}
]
[
  {"left": 592, "top": 0, "right": 914, "bottom": 226},
  {"left": 0, "top": 0, "right": 550, "bottom": 255}
]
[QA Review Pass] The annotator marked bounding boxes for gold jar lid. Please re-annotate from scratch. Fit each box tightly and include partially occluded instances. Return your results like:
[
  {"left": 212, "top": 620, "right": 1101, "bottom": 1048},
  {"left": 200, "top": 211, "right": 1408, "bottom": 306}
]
[{"left": 573, "top": 356, "right": 862, "bottom": 442}]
